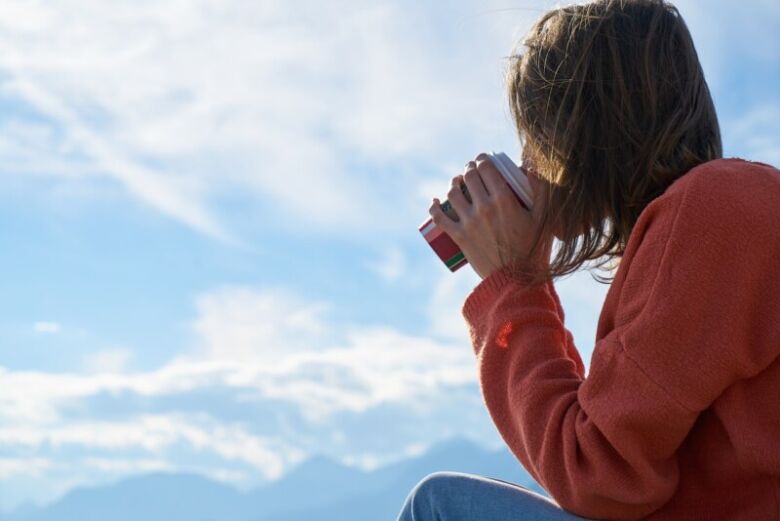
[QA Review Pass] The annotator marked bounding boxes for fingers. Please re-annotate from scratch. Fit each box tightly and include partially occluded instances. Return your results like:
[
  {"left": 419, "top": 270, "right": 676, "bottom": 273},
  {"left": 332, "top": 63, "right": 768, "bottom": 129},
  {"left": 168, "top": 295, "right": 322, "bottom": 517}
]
[
  {"left": 428, "top": 197, "right": 462, "bottom": 239},
  {"left": 475, "top": 153, "right": 513, "bottom": 200},
  {"left": 433, "top": 152, "right": 526, "bottom": 235},
  {"left": 462, "top": 163, "right": 489, "bottom": 206},
  {"left": 447, "top": 174, "right": 471, "bottom": 220}
]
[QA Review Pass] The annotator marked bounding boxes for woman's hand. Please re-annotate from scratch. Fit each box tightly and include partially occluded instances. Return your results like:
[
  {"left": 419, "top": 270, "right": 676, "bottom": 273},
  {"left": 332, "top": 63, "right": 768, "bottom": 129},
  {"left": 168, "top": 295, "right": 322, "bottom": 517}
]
[{"left": 428, "top": 152, "right": 553, "bottom": 280}]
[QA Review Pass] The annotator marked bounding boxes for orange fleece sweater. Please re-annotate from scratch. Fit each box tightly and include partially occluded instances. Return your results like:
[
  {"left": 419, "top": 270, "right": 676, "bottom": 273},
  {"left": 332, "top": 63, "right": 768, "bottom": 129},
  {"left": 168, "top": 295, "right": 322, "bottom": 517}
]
[{"left": 461, "top": 158, "right": 780, "bottom": 520}]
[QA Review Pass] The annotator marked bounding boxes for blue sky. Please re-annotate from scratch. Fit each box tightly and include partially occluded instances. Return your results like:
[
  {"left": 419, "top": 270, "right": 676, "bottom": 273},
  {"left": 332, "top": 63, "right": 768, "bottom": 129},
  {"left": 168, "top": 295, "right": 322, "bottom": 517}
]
[{"left": 0, "top": 0, "right": 778, "bottom": 511}]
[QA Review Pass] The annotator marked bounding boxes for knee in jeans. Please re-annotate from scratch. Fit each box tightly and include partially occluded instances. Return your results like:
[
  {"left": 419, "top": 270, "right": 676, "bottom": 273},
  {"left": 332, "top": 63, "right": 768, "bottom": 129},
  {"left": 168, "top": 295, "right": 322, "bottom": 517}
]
[{"left": 411, "top": 471, "right": 467, "bottom": 501}]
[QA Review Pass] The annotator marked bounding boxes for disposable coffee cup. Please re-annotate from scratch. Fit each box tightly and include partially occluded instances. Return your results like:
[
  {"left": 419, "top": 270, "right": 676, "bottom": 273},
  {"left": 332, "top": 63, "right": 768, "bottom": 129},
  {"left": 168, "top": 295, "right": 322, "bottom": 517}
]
[{"left": 418, "top": 151, "right": 534, "bottom": 272}]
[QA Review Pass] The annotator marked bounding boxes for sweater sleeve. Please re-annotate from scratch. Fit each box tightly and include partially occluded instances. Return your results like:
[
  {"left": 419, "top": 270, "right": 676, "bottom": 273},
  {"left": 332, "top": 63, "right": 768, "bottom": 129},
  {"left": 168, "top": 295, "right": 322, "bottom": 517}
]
[{"left": 461, "top": 171, "right": 780, "bottom": 520}]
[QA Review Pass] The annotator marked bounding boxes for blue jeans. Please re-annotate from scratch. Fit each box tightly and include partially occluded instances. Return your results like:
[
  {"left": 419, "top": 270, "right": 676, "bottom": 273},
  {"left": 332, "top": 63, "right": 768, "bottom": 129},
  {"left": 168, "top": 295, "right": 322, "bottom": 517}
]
[{"left": 396, "top": 471, "right": 597, "bottom": 521}]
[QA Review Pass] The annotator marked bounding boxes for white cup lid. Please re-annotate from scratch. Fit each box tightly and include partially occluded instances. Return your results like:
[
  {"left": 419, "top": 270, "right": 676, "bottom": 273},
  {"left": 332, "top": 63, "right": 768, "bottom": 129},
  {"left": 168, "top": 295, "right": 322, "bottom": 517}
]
[{"left": 489, "top": 151, "right": 533, "bottom": 209}]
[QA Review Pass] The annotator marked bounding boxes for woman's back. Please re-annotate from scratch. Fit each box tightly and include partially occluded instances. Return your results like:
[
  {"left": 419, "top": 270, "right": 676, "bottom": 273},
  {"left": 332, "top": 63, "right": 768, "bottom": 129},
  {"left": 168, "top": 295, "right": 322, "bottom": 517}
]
[{"left": 587, "top": 156, "right": 780, "bottom": 518}]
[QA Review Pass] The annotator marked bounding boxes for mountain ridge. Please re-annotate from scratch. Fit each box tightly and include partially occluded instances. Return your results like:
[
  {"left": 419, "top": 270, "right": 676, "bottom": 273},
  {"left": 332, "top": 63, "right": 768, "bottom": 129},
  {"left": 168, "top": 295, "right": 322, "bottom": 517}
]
[{"left": 7, "top": 436, "right": 546, "bottom": 521}]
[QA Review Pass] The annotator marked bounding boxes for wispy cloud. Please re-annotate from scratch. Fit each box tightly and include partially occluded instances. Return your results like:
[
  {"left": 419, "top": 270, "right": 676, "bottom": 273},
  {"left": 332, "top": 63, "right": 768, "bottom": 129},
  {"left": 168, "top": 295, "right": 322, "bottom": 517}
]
[
  {"left": 0, "top": 457, "right": 52, "bottom": 479},
  {"left": 81, "top": 349, "right": 133, "bottom": 374},
  {"left": 363, "top": 245, "right": 407, "bottom": 282},
  {"left": 33, "top": 321, "right": 62, "bottom": 334},
  {"left": 0, "top": 76, "right": 228, "bottom": 239},
  {"left": 0, "top": 415, "right": 302, "bottom": 478},
  {"left": 0, "top": 0, "right": 542, "bottom": 241}
]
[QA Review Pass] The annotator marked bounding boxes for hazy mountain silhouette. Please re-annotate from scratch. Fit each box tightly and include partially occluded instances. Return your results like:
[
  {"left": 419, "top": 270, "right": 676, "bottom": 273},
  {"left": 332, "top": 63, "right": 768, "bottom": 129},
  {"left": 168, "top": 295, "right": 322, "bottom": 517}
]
[{"left": 7, "top": 437, "right": 547, "bottom": 521}]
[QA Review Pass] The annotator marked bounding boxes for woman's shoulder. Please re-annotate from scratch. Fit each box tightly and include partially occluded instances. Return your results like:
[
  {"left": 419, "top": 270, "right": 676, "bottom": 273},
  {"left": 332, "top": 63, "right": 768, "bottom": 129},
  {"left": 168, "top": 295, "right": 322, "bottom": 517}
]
[
  {"left": 640, "top": 157, "right": 780, "bottom": 234},
  {"left": 620, "top": 157, "right": 779, "bottom": 288},
  {"left": 665, "top": 157, "right": 780, "bottom": 208},
  {"left": 610, "top": 157, "right": 780, "bottom": 330}
]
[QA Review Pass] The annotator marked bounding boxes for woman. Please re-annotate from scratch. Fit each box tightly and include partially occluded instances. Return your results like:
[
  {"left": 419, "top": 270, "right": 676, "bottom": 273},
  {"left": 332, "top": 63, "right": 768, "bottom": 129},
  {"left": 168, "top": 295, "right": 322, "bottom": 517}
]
[{"left": 397, "top": 0, "right": 780, "bottom": 520}]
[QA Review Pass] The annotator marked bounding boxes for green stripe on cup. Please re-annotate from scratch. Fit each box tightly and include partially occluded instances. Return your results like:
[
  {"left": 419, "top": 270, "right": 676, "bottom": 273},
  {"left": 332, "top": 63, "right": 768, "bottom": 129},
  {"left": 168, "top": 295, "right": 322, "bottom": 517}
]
[{"left": 445, "top": 251, "right": 466, "bottom": 269}]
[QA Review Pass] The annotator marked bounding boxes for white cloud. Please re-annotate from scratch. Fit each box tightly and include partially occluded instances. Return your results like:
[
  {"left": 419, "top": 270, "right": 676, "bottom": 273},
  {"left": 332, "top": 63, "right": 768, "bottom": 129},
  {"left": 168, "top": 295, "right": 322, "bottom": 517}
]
[
  {"left": 83, "top": 457, "right": 174, "bottom": 474},
  {"left": 340, "top": 440, "right": 439, "bottom": 472},
  {"left": 33, "top": 321, "right": 62, "bottom": 334},
  {"left": 191, "top": 286, "right": 336, "bottom": 363},
  {"left": 82, "top": 349, "right": 133, "bottom": 374},
  {"left": 0, "top": 285, "right": 476, "bottom": 426},
  {"left": 0, "top": 457, "right": 52, "bottom": 479},
  {"left": 1, "top": 77, "right": 228, "bottom": 240},
  {"left": 364, "top": 245, "right": 406, "bottom": 282},
  {"left": 0, "top": 0, "right": 543, "bottom": 240},
  {"left": 0, "top": 415, "right": 303, "bottom": 480},
  {"left": 186, "top": 285, "right": 474, "bottom": 422}
]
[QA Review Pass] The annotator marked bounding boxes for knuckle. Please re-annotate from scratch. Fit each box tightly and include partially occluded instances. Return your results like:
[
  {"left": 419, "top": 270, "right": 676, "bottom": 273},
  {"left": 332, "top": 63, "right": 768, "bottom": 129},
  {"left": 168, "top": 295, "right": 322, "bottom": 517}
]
[
  {"left": 475, "top": 159, "right": 494, "bottom": 173},
  {"left": 464, "top": 170, "right": 479, "bottom": 183}
]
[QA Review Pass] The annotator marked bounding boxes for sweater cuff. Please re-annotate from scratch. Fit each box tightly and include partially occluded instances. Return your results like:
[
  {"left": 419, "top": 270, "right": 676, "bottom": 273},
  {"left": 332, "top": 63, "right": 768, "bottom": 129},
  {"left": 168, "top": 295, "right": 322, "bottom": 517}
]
[{"left": 461, "top": 264, "right": 551, "bottom": 325}]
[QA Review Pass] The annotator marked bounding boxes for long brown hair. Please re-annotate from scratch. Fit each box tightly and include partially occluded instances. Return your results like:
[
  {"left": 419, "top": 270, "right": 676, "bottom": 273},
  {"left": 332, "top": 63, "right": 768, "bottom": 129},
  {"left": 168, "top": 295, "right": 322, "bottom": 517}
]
[{"left": 504, "top": 0, "right": 722, "bottom": 285}]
